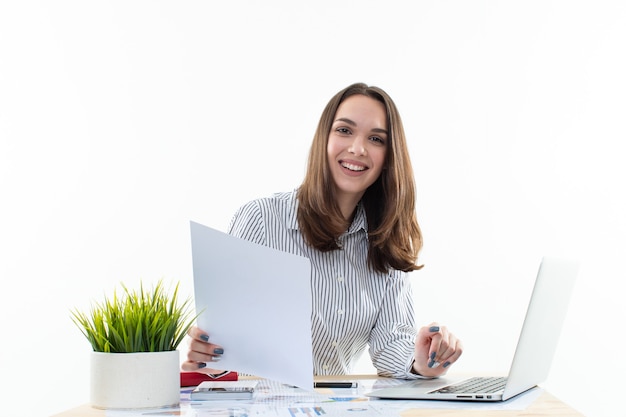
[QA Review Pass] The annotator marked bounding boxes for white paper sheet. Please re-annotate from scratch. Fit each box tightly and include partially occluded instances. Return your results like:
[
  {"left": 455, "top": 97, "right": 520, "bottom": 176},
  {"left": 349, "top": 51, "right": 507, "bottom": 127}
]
[{"left": 189, "top": 221, "right": 314, "bottom": 390}]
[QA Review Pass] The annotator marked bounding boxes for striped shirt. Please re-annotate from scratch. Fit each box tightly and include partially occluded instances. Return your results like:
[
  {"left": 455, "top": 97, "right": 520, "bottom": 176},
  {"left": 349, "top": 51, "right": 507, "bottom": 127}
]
[{"left": 228, "top": 189, "right": 421, "bottom": 379}]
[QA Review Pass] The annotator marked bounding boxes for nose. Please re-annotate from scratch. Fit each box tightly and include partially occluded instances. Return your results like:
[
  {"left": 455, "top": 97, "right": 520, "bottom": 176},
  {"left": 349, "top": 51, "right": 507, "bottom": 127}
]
[{"left": 348, "top": 135, "right": 367, "bottom": 156}]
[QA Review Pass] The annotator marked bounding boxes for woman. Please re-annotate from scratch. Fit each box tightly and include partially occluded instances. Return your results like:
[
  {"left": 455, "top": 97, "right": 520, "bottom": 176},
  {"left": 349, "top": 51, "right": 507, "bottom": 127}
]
[{"left": 183, "top": 83, "right": 462, "bottom": 379}]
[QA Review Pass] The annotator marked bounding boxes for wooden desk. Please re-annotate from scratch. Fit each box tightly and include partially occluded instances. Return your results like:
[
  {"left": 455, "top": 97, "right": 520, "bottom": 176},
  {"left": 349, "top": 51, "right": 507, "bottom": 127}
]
[{"left": 51, "top": 375, "right": 584, "bottom": 417}]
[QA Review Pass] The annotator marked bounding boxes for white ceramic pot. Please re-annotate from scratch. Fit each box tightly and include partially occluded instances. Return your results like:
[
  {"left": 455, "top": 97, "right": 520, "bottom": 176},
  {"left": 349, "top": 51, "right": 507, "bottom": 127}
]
[{"left": 90, "top": 350, "right": 180, "bottom": 409}]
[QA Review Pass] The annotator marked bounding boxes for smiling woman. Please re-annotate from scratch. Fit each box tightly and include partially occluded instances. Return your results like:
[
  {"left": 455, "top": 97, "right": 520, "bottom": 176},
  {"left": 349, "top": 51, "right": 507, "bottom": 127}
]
[{"left": 183, "top": 82, "right": 463, "bottom": 381}]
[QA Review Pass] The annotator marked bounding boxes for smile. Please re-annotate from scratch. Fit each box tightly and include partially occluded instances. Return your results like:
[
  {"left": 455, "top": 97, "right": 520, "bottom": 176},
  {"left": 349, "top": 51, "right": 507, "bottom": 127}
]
[{"left": 340, "top": 161, "right": 367, "bottom": 172}]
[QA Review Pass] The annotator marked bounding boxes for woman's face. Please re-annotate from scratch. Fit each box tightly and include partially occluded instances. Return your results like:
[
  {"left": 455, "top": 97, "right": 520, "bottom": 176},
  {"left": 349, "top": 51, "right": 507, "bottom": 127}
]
[{"left": 327, "top": 94, "right": 388, "bottom": 207}]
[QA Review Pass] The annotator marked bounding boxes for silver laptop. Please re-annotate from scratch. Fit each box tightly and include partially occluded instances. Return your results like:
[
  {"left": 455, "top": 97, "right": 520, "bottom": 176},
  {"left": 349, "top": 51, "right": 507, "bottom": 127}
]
[{"left": 366, "top": 256, "right": 579, "bottom": 402}]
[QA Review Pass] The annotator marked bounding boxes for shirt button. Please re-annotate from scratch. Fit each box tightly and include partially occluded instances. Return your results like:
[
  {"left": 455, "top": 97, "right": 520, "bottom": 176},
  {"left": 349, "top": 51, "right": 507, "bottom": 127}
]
[
  {"left": 337, "top": 276, "right": 344, "bottom": 283},
  {"left": 331, "top": 341, "right": 338, "bottom": 347},
  {"left": 337, "top": 309, "right": 344, "bottom": 315},
  {"left": 323, "top": 364, "right": 329, "bottom": 370}
]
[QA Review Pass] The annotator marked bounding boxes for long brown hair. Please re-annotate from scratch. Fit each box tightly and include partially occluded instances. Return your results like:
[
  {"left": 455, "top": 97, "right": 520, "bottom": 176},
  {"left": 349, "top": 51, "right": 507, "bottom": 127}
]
[{"left": 297, "top": 83, "right": 423, "bottom": 273}]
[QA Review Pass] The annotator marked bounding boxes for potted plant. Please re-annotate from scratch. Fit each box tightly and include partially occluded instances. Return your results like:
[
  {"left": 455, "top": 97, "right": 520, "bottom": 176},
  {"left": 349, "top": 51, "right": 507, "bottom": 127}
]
[{"left": 71, "top": 280, "right": 196, "bottom": 409}]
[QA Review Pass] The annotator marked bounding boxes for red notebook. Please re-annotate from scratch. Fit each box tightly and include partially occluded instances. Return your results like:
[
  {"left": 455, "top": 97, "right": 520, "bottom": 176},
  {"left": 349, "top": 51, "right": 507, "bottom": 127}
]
[{"left": 180, "top": 371, "right": 238, "bottom": 387}]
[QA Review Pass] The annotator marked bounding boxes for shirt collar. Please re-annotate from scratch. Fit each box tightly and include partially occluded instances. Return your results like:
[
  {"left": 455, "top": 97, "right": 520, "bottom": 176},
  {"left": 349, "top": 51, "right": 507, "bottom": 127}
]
[{"left": 346, "top": 202, "right": 368, "bottom": 236}]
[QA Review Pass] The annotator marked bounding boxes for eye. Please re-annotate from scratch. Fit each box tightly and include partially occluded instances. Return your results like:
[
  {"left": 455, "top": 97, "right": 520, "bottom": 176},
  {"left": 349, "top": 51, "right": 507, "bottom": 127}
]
[
  {"left": 336, "top": 127, "right": 352, "bottom": 135},
  {"left": 370, "top": 136, "right": 386, "bottom": 145}
]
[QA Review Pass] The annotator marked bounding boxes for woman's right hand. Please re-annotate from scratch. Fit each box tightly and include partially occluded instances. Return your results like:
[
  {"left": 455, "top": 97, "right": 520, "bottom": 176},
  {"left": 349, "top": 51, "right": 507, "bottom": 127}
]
[{"left": 181, "top": 326, "right": 226, "bottom": 374}]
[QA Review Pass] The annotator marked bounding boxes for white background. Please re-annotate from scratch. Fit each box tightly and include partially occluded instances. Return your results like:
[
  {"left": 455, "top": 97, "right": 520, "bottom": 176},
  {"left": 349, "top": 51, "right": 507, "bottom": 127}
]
[{"left": 1, "top": 1, "right": 624, "bottom": 416}]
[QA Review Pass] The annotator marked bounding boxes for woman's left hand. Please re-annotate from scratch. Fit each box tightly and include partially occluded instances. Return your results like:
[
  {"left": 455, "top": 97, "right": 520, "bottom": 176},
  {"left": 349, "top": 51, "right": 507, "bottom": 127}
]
[{"left": 413, "top": 322, "right": 463, "bottom": 377}]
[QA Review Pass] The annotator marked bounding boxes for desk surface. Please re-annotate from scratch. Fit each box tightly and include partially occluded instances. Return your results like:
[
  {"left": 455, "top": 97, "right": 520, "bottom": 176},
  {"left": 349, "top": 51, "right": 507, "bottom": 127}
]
[{"left": 51, "top": 375, "right": 584, "bottom": 417}]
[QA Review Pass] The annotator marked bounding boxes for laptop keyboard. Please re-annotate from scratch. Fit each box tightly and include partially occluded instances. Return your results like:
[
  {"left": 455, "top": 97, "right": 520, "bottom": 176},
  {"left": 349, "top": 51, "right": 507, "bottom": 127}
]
[{"left": 430, "top": 377, "right": 507, "bottom": 394}]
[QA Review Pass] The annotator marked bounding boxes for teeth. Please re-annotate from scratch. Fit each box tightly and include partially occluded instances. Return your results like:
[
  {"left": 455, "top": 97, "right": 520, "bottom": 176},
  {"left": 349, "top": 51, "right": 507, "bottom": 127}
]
[{"left": 341, "top": 162, "right": 366, "bottom": 171}]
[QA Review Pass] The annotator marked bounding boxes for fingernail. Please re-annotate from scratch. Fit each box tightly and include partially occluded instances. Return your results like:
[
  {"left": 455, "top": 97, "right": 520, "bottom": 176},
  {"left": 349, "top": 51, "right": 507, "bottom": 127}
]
[
  {"left": 430, "top": 352, "right": 437, "bottom": 360},
  {"left": 197, "top": 362, "right": 207, "bottom": 369},
  {"left": 429, "top": 326, "right": 440, "bottom": 332},
  {"left": 428, "top": 360, "right": 441, "bottom": 369},
  {"left": 213, "top": 348, "right": 224, "bottom": 355},
  {"left": 200, "top": 334, "right": 210, "bottom": 342},
  {"left": 443, "top": 361, "right": 451, "bottom": 368}
]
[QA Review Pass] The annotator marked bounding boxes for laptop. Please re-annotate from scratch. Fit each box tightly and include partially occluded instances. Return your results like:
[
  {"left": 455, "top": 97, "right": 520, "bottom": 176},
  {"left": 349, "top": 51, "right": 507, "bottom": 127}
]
[{"left": 366, "top": 256, "right": 579, "bottom": 402}]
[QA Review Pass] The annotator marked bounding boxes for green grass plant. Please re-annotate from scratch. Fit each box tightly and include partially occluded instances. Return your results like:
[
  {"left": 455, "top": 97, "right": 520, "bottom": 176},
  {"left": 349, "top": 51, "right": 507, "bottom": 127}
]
[{"left": 71, "top": 280, "right": 197, "bottom": 353}]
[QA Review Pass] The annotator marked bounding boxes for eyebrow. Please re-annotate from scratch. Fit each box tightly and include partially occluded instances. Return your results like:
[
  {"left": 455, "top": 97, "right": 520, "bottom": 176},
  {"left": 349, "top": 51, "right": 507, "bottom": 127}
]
[{"left": 335, "top": 117, "right": 389, "bottom": 135}]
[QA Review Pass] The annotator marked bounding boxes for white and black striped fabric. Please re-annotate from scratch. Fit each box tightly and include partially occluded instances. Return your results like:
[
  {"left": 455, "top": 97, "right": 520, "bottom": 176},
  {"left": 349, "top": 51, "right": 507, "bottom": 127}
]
[{"left": 227, "top": 189, "right": 421, "bottom": 379}]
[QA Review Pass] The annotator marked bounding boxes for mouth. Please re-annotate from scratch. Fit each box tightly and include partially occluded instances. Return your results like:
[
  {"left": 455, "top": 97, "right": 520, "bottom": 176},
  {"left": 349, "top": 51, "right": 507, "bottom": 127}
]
[{"left": 340, "top": 161, "right": 368, "bottom": 172}]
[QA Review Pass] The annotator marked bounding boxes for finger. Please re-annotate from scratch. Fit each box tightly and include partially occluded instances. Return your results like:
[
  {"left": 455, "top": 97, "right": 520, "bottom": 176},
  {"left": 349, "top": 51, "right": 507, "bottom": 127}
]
[
  {"left": 418, "top": 322, "right": 441, "bottom": 343},
  {"left": 414, "top": 323, "right": 440, "bottom": 365},
  {"left": 433, "top": 327, "right": 452, "bottom": 360},
  {"left": 427, "top": 326, "right": 448, "bottom": 369},
  {"left": 181, "top": 360, "right": 226, "bottom": 374},
  {"left": 433, "top": 332, "right": 463, "bottom": 370},
  {"left": 440, "top": 338, "right": 464, "bottom": 368},
  {"left": 187, "top": 326, "right": 210, "bottom": 342},
  {"left": 187, "top": 340, "right": 224, "bottom": 362},
  {"left": 437, "top": 340, "right": 455, "bottom": 364},
  {"left": 181, "top": 360, "right": 207, "bottom": 372}
]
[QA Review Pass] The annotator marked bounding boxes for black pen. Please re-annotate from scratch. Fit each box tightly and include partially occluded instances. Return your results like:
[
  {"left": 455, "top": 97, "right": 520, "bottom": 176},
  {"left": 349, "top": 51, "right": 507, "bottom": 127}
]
[{"left": 314, "top": 381, "right": 358, "bottom": 388}]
